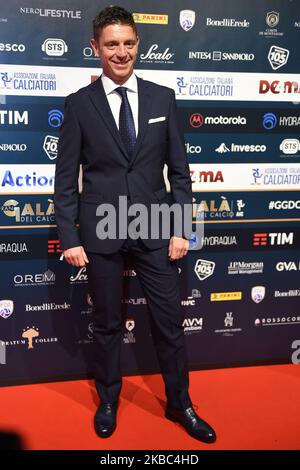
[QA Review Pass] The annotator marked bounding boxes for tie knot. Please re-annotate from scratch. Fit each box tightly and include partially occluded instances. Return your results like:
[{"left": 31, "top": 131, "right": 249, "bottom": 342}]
[{"left": 115, "top": 86, "right": 127, "bottom": 99}]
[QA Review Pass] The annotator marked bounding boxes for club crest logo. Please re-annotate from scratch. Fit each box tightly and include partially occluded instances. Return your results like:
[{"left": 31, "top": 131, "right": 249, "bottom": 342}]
[
  {"left": 251, "top": 286, "right": 265, "bottom": 304},
  {"left": 0, "top": 300, "right": 14, "bottom": 319},
  {"left": 179, "top": 10, "right": 196, "bottom": 31}
]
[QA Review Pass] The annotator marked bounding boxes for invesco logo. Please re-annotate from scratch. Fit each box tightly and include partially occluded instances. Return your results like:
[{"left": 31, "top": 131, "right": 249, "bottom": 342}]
[
  {"left": 263, "top": 112, "right": 277, "bottom": 130},
  {"left": 0, "top": 42, "right": 26, "bottom": 52},
  {"left": 48, "top": 109, "right": 64, "bottom": 128}
]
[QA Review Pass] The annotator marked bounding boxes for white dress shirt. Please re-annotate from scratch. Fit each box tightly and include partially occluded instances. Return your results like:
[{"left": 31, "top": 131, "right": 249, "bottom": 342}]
[{"left": 101, "top": 73, "right": 139, "bottom": 137}]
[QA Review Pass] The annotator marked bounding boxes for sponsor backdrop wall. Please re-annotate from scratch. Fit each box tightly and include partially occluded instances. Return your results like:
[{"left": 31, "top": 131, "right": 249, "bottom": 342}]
[{"left": 1, "top": 0, "right": 300, "bottom": 385}]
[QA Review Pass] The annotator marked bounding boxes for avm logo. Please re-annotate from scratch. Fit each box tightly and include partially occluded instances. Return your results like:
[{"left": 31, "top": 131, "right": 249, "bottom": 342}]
[
  {"left": 263, "top": 112, "right": 277, "bottom": 130},
  {"left": 48, "top": 109, "right": 64, "bottom": 128}
]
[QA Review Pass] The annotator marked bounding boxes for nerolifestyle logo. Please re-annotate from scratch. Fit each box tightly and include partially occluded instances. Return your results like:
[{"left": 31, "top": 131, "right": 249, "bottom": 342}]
[{"left": 20, "top": 8, "right": 82, "bottom": 20}]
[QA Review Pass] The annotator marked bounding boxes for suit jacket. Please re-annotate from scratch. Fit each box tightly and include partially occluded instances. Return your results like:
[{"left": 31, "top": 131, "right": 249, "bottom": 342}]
[{"left": 54, "top": 76, "right": 192, "bottom": 254}]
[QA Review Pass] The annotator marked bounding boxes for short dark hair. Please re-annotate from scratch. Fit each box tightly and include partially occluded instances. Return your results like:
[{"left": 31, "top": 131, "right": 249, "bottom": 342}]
[{"left": 93, "top": 5, "right": 137, "bottom": 40}]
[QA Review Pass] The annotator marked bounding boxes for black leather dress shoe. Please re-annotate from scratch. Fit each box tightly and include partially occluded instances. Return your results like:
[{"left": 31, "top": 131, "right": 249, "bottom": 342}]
[
  {"left": 165, "top": 406, "right": 216, "bottom": 443},
  {"left": 94, "top": 402, "right": 118, "bottom": 438}
]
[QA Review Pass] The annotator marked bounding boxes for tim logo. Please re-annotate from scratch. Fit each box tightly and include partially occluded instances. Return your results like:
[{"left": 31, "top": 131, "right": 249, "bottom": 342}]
[
  {"left": 190, "top": 113, "right": 204, "bottom": 128},
  {"left": 48, "top": 240, "right": 62, "bottom": 253},
  {"left": 253, "top": 232, "right": 294, "bottom": 246}
]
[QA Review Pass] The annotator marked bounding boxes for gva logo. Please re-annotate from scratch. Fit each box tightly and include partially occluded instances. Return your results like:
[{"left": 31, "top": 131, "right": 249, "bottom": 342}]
[
  {"left": 276, "top": 261, "right": 300, "bottom": 271},
  {"left": 42, "top": 38, "right": 68, "bottom": 57}
]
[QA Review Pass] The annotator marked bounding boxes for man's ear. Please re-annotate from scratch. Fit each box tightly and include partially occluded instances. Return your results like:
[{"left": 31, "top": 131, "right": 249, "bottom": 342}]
[{"left": 90, "top": 38, "right": 99, "bottom": 57}]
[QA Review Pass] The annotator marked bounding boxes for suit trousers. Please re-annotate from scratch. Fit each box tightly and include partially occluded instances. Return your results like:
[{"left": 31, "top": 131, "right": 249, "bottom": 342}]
[{"left": 86, "top": 238, "right": 192, "bottom": 410}]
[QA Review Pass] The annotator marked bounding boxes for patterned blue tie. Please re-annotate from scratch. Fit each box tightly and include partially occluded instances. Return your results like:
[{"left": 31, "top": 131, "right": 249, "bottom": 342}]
[{"left": 115, "top": 87, "right": 136, "bottom": 158}]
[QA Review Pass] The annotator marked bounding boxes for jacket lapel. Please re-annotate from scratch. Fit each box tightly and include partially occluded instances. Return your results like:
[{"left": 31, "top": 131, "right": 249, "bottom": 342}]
[{"left": 88, "top": 77, "right": 129, "bottom": 160}]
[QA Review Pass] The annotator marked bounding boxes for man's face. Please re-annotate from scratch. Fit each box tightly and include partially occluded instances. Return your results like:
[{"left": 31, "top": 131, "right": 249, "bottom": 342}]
[{"left": 91, "top": 23, "right": 139, "bottom": 84}]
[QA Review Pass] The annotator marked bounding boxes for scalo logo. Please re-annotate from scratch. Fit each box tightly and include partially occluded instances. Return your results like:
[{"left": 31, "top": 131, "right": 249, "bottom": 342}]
[{"left": 140, "top": 44, "right": 174, "bottom": 63}]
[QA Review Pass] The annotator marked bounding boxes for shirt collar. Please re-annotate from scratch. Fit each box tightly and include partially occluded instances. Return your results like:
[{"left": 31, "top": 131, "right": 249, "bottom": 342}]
[{"left": 101, "top": 73, "right": 138, "bottom": 95}]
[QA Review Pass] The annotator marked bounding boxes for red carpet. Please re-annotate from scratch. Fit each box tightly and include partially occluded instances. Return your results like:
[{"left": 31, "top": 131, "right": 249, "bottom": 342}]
[{"left": 0, "top": 364, "right": 299, "bottom": 450}]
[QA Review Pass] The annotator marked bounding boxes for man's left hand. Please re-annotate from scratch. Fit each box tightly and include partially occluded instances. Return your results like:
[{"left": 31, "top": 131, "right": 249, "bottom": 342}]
[{"left": 168, "top": 236, "right": 189, "bottom": 261}]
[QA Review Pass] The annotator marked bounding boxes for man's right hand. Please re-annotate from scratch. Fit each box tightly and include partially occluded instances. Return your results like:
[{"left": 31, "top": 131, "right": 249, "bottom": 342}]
[{"left": 63, "top": 246, "right": 89, "bottom": 267}]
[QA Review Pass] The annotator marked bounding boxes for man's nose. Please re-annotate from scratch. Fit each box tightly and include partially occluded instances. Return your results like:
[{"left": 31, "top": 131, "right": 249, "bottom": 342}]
[{"left": 116, "top": 44, "right": 127, "bottom": 57}]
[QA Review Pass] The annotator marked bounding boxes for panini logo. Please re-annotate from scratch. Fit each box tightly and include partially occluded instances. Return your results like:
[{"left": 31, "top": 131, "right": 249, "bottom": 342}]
[
  {"left": 210, "top": 292, "right": 242, "bottom": 301},
  {"left": 133, "top": 13, "right": 168, "bottom": 24}
]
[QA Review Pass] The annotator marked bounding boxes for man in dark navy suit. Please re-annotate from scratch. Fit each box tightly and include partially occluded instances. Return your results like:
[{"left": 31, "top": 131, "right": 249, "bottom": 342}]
[{"left": 54, "top": 5, "right": 216, "bottom": 443}]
